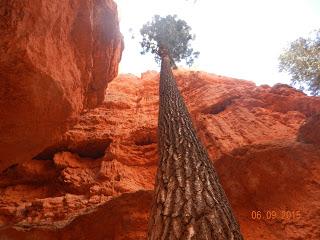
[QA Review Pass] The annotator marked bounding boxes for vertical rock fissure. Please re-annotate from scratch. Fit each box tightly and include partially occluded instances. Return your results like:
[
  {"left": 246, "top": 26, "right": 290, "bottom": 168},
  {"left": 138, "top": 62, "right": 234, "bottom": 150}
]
[{"left": 148, "top": 52, "right": 243, "bottom": 239}]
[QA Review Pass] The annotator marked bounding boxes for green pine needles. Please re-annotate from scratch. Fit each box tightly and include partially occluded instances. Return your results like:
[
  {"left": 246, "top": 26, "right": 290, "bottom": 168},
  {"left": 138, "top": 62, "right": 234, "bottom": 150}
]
[
  {"left": 140, "top": 14, "right": 199, "bottom": 67},
  {"left": 279, "top": 29, "right": 320, "bottom": 95}
]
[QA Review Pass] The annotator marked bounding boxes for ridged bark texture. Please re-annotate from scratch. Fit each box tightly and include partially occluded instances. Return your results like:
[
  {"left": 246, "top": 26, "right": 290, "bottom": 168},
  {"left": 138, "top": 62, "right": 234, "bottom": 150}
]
[{"left": 148, "top": 54, "right": 244, "bottom": 240}]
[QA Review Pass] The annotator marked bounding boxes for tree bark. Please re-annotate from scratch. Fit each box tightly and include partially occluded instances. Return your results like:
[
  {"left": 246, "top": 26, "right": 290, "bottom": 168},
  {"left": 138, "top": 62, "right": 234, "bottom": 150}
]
[{"left": 148, "top": 53, "right": 243, "bottom": 240}]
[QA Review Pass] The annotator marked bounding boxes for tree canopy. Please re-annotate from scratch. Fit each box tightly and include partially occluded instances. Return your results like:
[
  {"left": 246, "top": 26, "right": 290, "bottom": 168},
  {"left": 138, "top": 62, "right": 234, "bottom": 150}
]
[
  {"left": 140, "top": 14, "right": 199, "bottom": 67},
  {"left": 279, "top": 29, "right": 320, "bottom": 95}
]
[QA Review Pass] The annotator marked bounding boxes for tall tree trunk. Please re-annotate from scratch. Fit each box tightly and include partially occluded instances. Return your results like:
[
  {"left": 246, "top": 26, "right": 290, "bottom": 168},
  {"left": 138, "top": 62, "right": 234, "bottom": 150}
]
[{"left": 148, "top": 53, "right": 243, "bottom": 240}]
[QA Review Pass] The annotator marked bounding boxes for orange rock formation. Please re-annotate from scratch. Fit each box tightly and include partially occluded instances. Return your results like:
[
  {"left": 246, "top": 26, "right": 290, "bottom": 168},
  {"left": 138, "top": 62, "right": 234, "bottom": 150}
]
[
  {"left": 1, "top": 71, "right": 319, "bottom": 239},
  {"left": 0, "top": 0, "right": 124, "bottom": 172}
]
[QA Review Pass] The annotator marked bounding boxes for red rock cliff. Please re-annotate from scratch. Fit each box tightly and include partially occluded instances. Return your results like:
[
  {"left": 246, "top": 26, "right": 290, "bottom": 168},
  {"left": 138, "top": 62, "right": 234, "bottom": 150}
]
[
  {"left": 0, "top": 0, "right": 124, "bottom": 172},
  {"left": 0, "top": 71, "right": 319, "bottom": 240}
]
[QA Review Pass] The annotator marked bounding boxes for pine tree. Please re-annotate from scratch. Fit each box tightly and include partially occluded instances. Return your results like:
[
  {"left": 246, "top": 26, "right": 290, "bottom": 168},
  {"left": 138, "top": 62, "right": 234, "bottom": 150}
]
[
  {"left": 279, "top": 29, "right": 320, "bottom": 95},
  {"left": 140, "top": 15, "right": 243, "bottom": 240}
]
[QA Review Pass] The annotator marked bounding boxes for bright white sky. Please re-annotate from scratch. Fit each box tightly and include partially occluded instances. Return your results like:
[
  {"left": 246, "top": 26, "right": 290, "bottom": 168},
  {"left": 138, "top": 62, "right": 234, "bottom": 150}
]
[{"left": 115, "top": 0, "right": 320, "bottom": 86}]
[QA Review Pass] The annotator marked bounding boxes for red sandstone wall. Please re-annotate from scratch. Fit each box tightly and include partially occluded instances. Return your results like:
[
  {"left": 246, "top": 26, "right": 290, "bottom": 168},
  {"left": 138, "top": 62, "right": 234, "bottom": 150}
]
[
  {"left": 0, "top": 0, "right": 124, "bottom": 172},
  {"left": 0, "top": 71, "right": 319, "bottom": 239}
]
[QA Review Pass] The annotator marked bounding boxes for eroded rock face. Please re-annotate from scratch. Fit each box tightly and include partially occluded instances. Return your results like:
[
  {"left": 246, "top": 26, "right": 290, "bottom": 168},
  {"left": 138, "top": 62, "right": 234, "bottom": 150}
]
[
  {"left": 298, "top": 113, "right": 320, "bottom": 145},
  {"left": 216, "top": 141, "right": 320, "bottom": 240},
  {"left": 0, "top": 0, "right": 123, "bottom": 172},
  {"left": 0, "top": 71, "right": 319, "bottom": 239}
]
